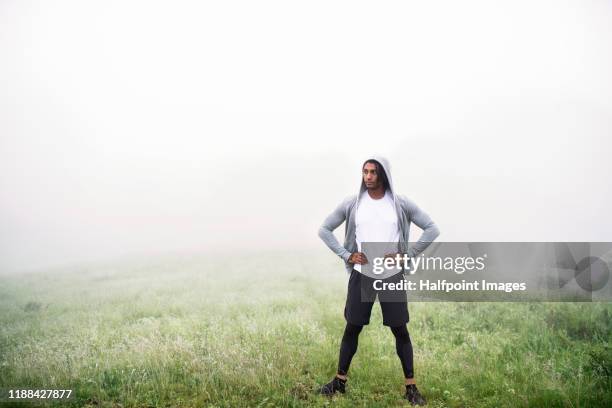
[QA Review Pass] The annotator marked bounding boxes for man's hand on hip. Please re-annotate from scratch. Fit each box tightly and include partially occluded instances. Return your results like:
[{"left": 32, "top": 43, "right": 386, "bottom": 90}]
[{"left": 348, "top": 252, "right": 368, "bottom": 265}]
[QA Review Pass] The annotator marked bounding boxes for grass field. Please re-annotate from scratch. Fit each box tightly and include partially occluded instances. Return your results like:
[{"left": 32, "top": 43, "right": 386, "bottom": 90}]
[{"left": 1, "top": 250, "right": 611, "bottom": 407}]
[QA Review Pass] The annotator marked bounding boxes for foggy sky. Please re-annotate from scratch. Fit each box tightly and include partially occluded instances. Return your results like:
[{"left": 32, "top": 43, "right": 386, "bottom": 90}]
[{"left": 1, "top": 0, "right": 611, "bottom": 273}]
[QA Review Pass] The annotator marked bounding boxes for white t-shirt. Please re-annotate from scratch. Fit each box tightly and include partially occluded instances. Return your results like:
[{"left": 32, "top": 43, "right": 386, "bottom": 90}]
[{"left": 354, "top": 189, "right": 400, "bottom": 272}]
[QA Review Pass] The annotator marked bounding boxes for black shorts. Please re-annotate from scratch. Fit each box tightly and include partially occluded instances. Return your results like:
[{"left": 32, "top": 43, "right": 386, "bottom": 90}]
[{"left": 343, "top": 268, "right": 409, "bottom": 327}]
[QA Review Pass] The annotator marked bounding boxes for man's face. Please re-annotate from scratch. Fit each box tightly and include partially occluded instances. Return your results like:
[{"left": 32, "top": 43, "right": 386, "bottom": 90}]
[{"left": 362, "top": 162, "right": 381, "bottom": 190}]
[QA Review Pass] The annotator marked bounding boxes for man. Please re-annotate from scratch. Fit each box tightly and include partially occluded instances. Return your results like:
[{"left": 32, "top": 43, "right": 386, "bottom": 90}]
[{"left": 317, "top": 155, "right": 440, "bottom": 405}]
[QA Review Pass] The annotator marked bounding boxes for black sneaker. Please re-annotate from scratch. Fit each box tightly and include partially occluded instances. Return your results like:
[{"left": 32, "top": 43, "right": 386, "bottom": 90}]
[
  {"left": 404, "top": 384, "right": 426, "bottom": 405},
  {"left": 318, "top": 376, "right": 346, "bottom": 396}
]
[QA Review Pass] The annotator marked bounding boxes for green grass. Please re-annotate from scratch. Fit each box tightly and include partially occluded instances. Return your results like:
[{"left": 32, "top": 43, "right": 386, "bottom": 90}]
[{"left": 1, "top": 250, "right": 610, "bottom": 407}]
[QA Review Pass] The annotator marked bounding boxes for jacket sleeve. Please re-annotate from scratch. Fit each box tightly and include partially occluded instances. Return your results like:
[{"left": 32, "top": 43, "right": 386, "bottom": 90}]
[
  {"left": 401, "top": 196, "right": 440, "bottom": 258},
  {"left": 318, "top": 197, "right": 352, "bottom": 262}
]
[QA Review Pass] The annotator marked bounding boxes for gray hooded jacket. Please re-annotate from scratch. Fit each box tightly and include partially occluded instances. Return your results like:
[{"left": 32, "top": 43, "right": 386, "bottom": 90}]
[{"left": 318, "top": 155, "right": 440, "bottom": 274}]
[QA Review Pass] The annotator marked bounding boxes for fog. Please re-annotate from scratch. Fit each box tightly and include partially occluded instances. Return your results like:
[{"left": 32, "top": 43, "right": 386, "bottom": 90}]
[{"left": 1, "top": 0, "right": 611, "bottom": 273}]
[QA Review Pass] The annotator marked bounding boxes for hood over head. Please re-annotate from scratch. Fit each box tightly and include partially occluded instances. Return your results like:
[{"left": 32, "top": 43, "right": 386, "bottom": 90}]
[{"left": 358, "top": 154, "right": 396, "bottom": 205}]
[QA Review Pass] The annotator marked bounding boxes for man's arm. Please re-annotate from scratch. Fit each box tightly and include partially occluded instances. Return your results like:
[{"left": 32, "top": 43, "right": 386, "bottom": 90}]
[
  {"left": 318, "top": 197, "right": 353, "bottom": 262},
  {"left": 401, "top": 196, "right": 440, "bottom": 258}
]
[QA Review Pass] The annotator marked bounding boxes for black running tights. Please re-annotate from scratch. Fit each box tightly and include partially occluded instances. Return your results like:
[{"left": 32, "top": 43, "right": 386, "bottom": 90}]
[{"left": 337, "top": 323, "right": 414, "bottom": 379}]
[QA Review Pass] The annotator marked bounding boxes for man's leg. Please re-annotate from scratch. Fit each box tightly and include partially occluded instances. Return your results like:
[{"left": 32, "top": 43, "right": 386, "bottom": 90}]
[
  {"left": 390, "top": 324, "right": 414, "bottom": 381},
  {"left": 378, "top": 273, "right": 426, "bottom": 404},
  {"left": 390, "top": 324, "right": 427, "bottom": 405},
  {"left": 341, "top": 268, "right": 374, "bottom": 378},
  {"left": 337, "top": 322, "right": 364, "bottom": 379},
  {"left": 319, "top": 269, "right": 373, "bottom": 396},
  {"left": 319, "top": 322, "right": 364, "bottom": 395}
]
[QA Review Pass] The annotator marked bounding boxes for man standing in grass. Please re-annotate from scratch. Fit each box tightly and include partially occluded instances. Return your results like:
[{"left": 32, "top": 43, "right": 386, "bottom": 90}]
[{"left": 317, "top": 155, "right": 440, "bottom": 405}]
